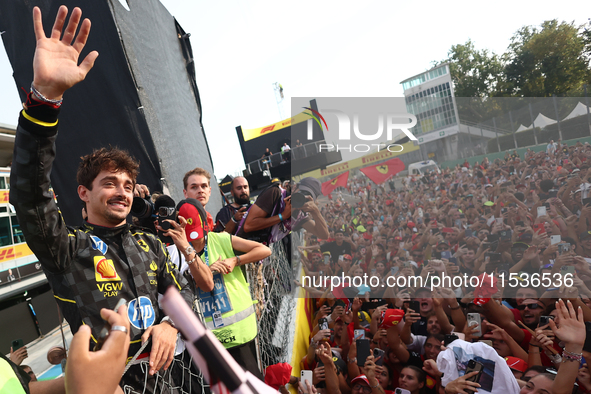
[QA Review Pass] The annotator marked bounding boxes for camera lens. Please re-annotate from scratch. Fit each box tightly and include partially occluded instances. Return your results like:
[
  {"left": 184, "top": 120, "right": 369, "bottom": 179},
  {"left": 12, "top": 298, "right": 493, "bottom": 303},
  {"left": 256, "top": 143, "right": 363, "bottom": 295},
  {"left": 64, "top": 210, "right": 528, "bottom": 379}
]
[{"left": 131, "top": 196, "right": 154, "bottom": 219}]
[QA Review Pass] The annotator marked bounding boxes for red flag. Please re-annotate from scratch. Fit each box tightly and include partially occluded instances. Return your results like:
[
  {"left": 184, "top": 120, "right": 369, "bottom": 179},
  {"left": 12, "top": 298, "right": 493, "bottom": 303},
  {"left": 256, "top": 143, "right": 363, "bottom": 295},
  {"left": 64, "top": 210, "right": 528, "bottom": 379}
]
[
  {"left": 321, "top": 171, "right": 349, "bottom": 195},
  {"left": 360, "top": 157, "right": 405, "bottom": 184}
]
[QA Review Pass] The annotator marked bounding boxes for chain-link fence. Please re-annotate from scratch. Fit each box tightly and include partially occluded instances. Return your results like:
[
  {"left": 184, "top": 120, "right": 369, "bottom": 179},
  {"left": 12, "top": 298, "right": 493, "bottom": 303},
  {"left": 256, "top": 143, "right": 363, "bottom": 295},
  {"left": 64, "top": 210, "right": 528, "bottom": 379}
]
[
  {"left": 122, "top": 240, "right": 298, "bottom": 393},
  {"left": 246, "top": 240, "right": 298, "bottom": 373}
]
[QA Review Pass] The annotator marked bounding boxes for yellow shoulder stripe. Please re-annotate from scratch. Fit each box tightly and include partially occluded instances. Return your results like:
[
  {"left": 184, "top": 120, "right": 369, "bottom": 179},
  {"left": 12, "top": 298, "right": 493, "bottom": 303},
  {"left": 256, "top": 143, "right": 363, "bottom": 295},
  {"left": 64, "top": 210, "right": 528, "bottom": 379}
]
[{"left": 54, "top": 295, "right": 76, "bottom": 304}]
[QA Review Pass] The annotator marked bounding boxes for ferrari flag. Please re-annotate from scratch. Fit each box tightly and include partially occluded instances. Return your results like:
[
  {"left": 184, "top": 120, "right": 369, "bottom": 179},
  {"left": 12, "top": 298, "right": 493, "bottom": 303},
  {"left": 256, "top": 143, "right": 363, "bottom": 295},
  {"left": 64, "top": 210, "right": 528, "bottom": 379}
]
[
  {"left": 360, "top": 158, "right": 405, "bottom": 184},
  {"left": 321, "top": 171, "right": 349, "bottom": 195}
]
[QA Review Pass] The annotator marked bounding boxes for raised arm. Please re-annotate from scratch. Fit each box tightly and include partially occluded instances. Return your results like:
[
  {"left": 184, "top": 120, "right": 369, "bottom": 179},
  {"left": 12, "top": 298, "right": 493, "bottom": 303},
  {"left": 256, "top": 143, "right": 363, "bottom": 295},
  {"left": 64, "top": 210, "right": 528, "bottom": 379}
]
[{"left": 10, "top": 6, "right": 98, "bottom": 273}]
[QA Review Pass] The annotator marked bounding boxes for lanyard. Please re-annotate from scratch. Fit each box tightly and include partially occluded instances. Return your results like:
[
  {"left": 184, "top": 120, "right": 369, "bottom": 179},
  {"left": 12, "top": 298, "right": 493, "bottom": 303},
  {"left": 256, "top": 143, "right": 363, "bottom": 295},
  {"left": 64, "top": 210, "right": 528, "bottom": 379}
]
[{"left": 202, "top": 235, "right": 209, "bottom": 265}]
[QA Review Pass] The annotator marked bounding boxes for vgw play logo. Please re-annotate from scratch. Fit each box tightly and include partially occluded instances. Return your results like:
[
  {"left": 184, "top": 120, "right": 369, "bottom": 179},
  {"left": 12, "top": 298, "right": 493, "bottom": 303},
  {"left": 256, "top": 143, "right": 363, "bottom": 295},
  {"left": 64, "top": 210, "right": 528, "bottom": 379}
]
[{"left": 303, "top": 107, "right": 417, "bottom": 153}]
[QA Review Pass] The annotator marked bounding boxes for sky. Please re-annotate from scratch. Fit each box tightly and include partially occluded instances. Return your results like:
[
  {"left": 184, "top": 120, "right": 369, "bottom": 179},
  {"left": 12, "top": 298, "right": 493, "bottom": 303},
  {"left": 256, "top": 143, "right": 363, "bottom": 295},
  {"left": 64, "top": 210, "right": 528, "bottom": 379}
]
[{"left": 0, "top": 0, "right": 588, "bottom": 181}]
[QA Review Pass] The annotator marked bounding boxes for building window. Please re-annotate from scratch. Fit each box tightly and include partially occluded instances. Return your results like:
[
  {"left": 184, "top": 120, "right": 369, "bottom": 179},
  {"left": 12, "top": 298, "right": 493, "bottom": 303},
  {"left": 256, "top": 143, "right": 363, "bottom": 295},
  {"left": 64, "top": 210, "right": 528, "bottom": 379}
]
[{"left": 0, "top": 217, "right": 11, "bottom": 247}]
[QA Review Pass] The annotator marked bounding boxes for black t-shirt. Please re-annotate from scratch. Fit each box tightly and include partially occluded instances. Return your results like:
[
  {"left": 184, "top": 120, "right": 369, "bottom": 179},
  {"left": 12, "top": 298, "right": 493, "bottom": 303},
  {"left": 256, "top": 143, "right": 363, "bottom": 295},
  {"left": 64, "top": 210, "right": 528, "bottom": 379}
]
[
  {"left": 320, "top": 241, "right": 352, "bottom": 262},
  {"left": 214, "top": 204, "right": 249, "bottom": 233},
  {"left": 236, "top": 186, "right": 281, "bottom": 242}
]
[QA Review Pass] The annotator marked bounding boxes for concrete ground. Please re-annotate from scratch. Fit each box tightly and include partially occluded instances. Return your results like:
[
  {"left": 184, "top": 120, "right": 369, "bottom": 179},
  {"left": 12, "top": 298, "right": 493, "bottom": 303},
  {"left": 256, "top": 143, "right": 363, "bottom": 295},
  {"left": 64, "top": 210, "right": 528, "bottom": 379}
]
[{"left": 7, "top": 322, "right": 73, "bottom": 379}]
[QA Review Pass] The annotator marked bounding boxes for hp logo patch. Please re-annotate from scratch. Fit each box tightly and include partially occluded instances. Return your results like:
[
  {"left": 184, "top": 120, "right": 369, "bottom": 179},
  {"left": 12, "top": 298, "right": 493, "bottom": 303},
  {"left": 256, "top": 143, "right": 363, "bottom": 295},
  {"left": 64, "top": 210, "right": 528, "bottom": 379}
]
[
  {"left": 128, "top": 296, "right": 155, "bottom": 329},
  {"left": 89, "top": 235, "right": 108, "bottom": 255}
]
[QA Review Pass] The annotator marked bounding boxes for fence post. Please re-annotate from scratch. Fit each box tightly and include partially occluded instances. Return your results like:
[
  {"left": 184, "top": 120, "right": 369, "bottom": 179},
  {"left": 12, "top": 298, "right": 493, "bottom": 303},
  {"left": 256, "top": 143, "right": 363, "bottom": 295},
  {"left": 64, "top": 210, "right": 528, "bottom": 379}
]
[
  {"left": 553, "top": 95, "right": 563, "bottom": 141},
  {"left": 493, "top": 117, "right": 501, "bottom": 152},
  {"left": 528, "top": 103, "right": 539, "bottom": 145},
  {"left": 585, "top": 84, "right": 591, "bottom": 136},
  {"left": 509, "top": 110, "right": 518, "bottom": 149}
]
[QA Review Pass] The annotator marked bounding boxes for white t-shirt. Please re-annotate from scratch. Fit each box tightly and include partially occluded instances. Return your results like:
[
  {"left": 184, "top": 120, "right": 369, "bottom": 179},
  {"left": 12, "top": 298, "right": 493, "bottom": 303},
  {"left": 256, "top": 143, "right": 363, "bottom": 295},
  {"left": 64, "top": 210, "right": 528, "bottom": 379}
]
[{"left": 437, "top": 340, "right": 519, "bottom": 394}]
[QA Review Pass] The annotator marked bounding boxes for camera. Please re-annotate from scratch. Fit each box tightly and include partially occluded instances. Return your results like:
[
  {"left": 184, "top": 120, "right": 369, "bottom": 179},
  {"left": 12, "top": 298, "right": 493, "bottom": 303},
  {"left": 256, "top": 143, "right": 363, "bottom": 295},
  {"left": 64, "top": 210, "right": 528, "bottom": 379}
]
[
  {"left": 131, "top": 196, "right": 155, "bottom": 219},
  {"left": 291, "top": 190, "right": 312, "bottom": 209}
]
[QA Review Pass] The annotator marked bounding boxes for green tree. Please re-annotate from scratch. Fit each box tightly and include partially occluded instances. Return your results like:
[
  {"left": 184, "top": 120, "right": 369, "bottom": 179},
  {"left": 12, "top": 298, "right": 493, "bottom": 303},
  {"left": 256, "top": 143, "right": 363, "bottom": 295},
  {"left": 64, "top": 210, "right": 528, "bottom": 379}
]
[
  {"left": 442, "top": 39, "right": 504, "bottom": 98},
  {"left": 503, "top": 20, "right": 590, "bottom": 97},
  {"left": 436, "top": 40, "right": 505, "bottom": 123}
]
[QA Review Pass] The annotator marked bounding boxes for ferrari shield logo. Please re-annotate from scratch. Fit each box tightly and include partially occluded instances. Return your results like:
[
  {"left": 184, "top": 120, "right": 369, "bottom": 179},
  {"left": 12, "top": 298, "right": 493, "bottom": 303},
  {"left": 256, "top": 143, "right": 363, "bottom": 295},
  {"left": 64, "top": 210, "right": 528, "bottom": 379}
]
[{"left": 377, "top": 165, "right": 388, "bottom": 174}]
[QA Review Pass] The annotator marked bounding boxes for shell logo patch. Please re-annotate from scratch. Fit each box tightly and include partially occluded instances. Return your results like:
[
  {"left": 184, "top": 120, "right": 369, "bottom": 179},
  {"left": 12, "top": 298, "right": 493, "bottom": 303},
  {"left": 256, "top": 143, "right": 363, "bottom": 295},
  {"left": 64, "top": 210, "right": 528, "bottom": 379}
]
[{"left": 94, "top": 256, "right": 121, "bottom": 282}]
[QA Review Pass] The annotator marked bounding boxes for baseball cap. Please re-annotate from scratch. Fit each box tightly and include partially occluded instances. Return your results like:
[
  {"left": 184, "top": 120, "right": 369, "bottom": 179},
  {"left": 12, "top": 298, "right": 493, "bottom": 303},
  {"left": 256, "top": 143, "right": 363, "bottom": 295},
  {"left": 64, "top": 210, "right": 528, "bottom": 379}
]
[
  {"left": 512, "top": 242, "right": 530, "bottom": 250},
  {"left": 484, "top": 201, "right": 495, "bottom": 206},
  {"left": 407, "top": 221, "right": 416, "bottom": 228},
  {"left": 505, "top": 357, "right": 528, "bottom": 373},
  {"left": 298, "top": 177, "right": 322, "bottom": 200},
  {"left": 177, "top": 198, "right": 208, "bottom": 241},
  {"left": 379, "top": 309, "right": 405, "bottom": 329},
  {"left": 351, "top": 375, "right": 370, "bottom": 386}
]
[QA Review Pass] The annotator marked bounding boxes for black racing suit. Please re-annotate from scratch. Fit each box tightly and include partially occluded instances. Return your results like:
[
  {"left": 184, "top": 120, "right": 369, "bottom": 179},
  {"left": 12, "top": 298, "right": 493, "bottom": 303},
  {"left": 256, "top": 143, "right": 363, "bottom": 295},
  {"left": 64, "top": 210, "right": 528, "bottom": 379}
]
[{"left": 10, "top": 102, "right": 193, "bottom": 392}]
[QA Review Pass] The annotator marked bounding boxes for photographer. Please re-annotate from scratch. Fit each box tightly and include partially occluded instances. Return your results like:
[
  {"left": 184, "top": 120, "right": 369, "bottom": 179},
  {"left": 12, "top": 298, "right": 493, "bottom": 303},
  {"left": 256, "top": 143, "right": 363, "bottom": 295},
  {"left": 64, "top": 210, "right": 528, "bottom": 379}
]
[
  {"left": 214, "top": 176, "right": 251, "bottom": 235},
  {"left": 238, "top": 177, "right": 328, "bottom": 243}
]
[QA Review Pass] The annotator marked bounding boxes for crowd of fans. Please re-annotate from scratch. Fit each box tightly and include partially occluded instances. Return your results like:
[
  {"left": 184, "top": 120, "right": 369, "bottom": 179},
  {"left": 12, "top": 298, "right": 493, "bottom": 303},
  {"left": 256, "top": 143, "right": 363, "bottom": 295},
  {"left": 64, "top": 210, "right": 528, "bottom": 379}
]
[{"left": 291, "top": 141, "right": 591, "bottom": 394}]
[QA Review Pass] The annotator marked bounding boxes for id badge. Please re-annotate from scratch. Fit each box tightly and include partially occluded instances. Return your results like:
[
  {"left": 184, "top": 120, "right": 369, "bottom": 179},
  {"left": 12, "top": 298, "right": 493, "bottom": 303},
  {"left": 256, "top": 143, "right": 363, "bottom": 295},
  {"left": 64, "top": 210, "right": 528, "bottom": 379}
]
[{"left": 212, "top": 310, "right": 224, "bottom": 328}]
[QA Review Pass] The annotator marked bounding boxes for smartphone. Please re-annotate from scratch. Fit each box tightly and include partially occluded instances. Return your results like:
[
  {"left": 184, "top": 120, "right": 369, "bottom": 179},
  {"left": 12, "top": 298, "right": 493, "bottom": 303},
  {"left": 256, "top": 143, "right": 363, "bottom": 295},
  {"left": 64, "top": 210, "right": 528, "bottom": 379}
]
[
  {"left": 537, "top": 206, "right": 547, "bottom": 217},
  {"left": 431, "top": 228, "right": 440, "bottom": 235},
  {"left": 465, "top": 229, "right": 474, "bottom": 238},
  {"left": 583, "top": 198, "right": 591, "bottom": 207},
  {"left": 354, "top": 329, "right": 365, "bottom": 340},
  {"left": 584, "top": 322, "right": 591, "bottom": 353},
  {"left": 501, "top": 207, "right": 508, "bottom": 214},
  {"left": 561, "top": 265, "right": 575, "bottom": 276},
  {"left": 444, "top": 334, "right": 459, "bottom": 346},
  {"left": 533, "top": 223, "right": 546, "bottom": 234},
  {"left": 455, "top": 219, "right": 463, "bottom": 228},
  {"left": 371, "top": 269, "right": 377, "bottom": 275},
  {"left": 324, "top": 255, "right": 330, "bottom": 265},
  {"left": 548, "top": 189, "right": 558, "bottom": 198},
  {"left": 558, "top": 243, "right": 571, "bottom": 255},
  {"left": 94, "top": 298, "right": 127, "bottom": 351},
  {"left": 11, "top": 339, "right": 24, "bottom": 351},
  {"left": 441, "top": 250, "right": 452, "bottom": 260},
  {"left": 550, "top": 235, "right": 561, "bottom": 245},
  {"left": 467, "top": 313, "right": 482, "bottom": 337},
  {"left": 157, "top": 212, "right": 175, "bottom": 244},
  {"left": 499, "top": 229, "right": 512, "bottom": 241},
  {"left": 301, "top": 370, "right": 313, "bottom": 386},
  {"left": 338, "top": 255, "right": 344, "bottom": 262},
  {"left": 408, "top": 300, "right": 420, "bottom": 313},
  {"left": 487, "top": 234, "right": 499, "bottom": 243},
  {"left": 373, "top": 348, "right": 385, "bottom": 366},
  {"left": 318, "top": 317, "right": 329, "bottom": 331},
  {"left": 390, "top": 266, "right": 399, "bottom": 275},
  {"left": 516, "top": 221, "right": 525, "bottom": 227},
  {"left": 539, "top": 316, "right": 554, "bottom": 327},
  {"left": 395, "top": 389, "right": 411, "bottom": 394},
  {"left": 464, "top": 359, "right": 484, "bottom": 392},
  {"left": 485, "top": 252, "right": 502, "bottom": 264},
  {"left": 356, "top": 339, "right": 370, "bottom": 367}
]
